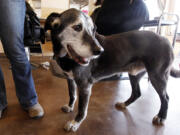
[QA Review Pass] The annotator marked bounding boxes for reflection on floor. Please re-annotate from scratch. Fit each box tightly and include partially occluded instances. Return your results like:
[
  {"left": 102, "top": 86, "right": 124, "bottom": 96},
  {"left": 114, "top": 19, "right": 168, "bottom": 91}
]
[{"left": 0, "top": 56, "right": 180, "bottom": 135}]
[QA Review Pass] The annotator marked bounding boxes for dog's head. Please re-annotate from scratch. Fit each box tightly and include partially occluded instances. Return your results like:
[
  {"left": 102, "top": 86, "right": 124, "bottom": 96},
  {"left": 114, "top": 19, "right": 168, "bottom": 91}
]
[{"left": 45, "top": 8, "right": 104, "bottom": 66}]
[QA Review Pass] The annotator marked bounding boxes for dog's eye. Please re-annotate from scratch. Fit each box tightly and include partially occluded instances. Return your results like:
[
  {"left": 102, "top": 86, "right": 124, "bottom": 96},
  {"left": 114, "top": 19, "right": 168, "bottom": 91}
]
[{"left": 72, "top": 24, "right": 82, "bottom": 32}]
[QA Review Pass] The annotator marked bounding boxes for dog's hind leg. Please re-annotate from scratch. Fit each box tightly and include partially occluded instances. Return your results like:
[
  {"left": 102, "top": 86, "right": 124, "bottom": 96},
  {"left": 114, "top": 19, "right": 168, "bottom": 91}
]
[
  {"left": 116, "top": 71, "right": 146, "bottom": 110},
  {"left": 148, "top": 71, "right": 169, "bottom": 125},
  {"left": 64, "top": 83, "right": 92, "bottom": 132},
  {"left": 61, "top": 79, "right": 77, "bottom": 113}
]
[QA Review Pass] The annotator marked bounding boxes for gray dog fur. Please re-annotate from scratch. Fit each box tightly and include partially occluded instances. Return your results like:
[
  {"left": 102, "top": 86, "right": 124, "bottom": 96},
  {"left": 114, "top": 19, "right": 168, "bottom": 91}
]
[{"left": 46, "top": 8, "right": 180, "bottom": 132}]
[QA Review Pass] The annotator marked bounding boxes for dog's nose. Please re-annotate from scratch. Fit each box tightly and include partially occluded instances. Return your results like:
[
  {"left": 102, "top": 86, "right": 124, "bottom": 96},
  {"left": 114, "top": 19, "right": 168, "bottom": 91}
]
[{"left": 93, "top": 48, "right": 104, "bottom": 55}]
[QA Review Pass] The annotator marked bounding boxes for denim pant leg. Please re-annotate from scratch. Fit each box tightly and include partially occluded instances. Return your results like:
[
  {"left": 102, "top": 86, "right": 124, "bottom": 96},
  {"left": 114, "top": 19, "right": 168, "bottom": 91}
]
[
  {"left": 0, "top": 67, "right": 7, "bottom": 110},
  {"left": 0, "top": 0, "right": 38, "bottom": 108}
]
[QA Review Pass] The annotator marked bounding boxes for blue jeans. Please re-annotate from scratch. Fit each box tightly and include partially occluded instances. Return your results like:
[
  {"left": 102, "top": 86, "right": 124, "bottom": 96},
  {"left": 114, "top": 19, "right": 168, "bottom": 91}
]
[{"left": 0, "top": 0, "right": 38, "bottom": 110}]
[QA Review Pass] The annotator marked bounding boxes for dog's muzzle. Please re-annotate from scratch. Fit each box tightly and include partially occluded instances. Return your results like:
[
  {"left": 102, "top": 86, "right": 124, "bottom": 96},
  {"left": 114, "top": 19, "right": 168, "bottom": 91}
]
[{"left": 67, "top": 45, "right": 90, "bottom": 65}]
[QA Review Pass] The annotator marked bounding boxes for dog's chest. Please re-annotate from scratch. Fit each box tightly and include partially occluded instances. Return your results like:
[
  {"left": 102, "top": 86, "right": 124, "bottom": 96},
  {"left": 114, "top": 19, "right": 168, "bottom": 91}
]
[
  {"left": 57, "top": 57, "right": 77, "bottom": 71},
  {"left": 56, "top": 56, "right": 79, "bottom": 79}
]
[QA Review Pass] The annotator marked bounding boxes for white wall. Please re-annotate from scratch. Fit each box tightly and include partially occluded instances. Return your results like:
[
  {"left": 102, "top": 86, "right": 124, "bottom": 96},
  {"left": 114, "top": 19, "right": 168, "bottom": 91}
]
[
  {"left": 145, "top": 0, "right": 161, "bottom": 19},
  {"left": 41, "top": 0, "right": 70, "bottom": 18},
  {"left": 174, "top": 0, "right": 180, "bottom": 32},
  {"left": 41, "top": 0, "right": 69, "bottom": 9}
]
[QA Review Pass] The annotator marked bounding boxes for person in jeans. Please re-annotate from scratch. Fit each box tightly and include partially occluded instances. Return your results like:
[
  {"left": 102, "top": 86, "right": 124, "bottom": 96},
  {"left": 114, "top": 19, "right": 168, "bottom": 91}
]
[{"left": 0, "top": 0, "right": 44, "bottom": 119}]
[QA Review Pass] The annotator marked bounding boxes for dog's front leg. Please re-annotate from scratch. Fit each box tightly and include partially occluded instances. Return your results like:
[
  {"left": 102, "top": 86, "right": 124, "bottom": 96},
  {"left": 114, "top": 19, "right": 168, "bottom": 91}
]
[
  {"left": 64, "top": 83, "right": 92, "bottom": 132},
  {"left": 61, "top": 79, "right": 77, "bottom": 113}
]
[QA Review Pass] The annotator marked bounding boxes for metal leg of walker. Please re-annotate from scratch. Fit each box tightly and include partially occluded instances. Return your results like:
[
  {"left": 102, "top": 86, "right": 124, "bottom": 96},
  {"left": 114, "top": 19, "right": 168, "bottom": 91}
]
[{"left": 157, "top": 13, "right": 179, "bottom": 47}]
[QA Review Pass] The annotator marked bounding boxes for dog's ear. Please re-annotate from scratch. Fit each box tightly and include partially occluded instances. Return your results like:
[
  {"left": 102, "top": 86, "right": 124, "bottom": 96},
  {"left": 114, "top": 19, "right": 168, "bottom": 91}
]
[
  {"left": 44, "top": 12, "right": 61, "bottom": 31},
  {"left": 51, "top": 18, "right": 61, "bottom": 30}
]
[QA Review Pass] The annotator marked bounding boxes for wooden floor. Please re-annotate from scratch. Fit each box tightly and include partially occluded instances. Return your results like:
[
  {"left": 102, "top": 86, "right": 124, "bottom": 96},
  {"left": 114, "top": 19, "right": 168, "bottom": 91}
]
[{"left": 0, "top": 56, "right": 180, "bottom": 135}]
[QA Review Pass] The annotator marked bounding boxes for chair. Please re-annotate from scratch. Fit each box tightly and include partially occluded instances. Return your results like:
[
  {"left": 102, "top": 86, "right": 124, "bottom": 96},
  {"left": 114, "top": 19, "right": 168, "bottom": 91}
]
[{"left": 143, "top": 12, "right": 179, "bottom": 47}]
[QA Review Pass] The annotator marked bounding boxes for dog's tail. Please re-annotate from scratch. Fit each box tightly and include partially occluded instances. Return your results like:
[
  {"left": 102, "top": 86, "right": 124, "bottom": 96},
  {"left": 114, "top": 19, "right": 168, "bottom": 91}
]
[{"left": 170, "top": 67, "right": 180, "bottom": 78}]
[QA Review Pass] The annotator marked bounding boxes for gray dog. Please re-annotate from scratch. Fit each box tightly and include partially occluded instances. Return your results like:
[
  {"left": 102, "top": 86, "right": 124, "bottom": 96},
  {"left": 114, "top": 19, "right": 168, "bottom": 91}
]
[{"left": 45, "top": 8, "right": 180, "bottom": 132}]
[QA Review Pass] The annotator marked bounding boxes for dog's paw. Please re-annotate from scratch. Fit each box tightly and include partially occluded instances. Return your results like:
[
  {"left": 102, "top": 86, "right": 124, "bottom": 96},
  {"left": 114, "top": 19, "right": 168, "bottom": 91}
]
[
  {"left": 61, "top": 104, "right": 73, "bottom": 113},
  {"left": 152, "top": 115, "right": 165, "bottom": 125},
  {"left": 115, "top": 102, "right": 126, "bottom": 110},
  {"left": 64, "top": 120, "right": 80, "bottom": 132}
]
